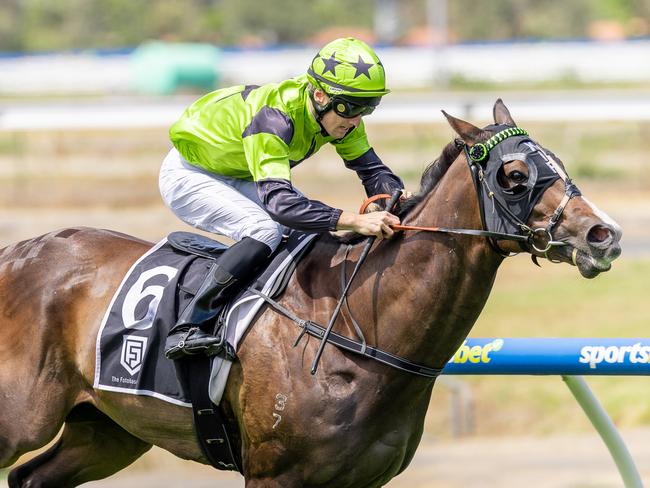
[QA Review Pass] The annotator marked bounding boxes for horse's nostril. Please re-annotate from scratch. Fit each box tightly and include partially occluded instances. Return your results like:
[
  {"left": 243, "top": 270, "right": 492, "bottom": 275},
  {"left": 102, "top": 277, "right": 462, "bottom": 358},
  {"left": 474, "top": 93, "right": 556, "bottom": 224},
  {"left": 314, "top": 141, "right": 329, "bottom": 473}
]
[{"left": 587, "top": 224, "right": 613, "bottom": 245}]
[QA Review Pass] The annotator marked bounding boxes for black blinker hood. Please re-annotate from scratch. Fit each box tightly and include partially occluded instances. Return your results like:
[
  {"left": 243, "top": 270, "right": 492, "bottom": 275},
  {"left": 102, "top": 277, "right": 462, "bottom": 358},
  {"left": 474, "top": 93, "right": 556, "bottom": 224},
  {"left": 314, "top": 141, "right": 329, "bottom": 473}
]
[{"left": 472, "top": 124, "right": 573, "bottom": 236}]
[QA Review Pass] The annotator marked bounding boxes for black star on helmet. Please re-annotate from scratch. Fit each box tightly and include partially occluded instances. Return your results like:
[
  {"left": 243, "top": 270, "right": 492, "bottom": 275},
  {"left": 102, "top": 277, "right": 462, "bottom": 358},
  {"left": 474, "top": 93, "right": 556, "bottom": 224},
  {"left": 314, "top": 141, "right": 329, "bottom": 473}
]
[
  {"left": 351, "top": 55, "right": 373, "bottom": 79},
  {"left": 321, "top": 52, "right": 341, "bottom": 76}
]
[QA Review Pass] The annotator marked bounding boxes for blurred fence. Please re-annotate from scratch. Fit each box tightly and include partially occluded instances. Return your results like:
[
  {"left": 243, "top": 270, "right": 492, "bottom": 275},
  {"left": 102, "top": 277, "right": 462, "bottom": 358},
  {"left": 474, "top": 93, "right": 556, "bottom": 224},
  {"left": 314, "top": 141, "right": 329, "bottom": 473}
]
[
  {"left": 1, "top": 95, "right": 650, "bottom": 132},
  {"left": 1, "top": 39, "right": 650, "bottom": 96}
]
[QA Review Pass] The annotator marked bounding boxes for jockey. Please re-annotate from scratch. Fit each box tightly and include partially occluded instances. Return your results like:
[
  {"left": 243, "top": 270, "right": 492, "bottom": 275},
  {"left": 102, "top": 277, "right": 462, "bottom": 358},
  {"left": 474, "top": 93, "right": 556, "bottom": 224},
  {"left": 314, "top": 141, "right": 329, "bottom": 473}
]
[{"left": 160, "top": 37, "right": 403, "bottom": 360}]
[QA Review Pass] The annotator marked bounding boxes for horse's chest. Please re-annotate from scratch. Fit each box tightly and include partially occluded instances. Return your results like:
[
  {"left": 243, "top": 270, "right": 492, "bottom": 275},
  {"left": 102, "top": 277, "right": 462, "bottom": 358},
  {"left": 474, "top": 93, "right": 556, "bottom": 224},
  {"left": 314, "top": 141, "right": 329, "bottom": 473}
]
[
  {"left": 308, "top": 428, "right": 413, "bottom": 488},
  {"left": 303, "top": 394, "right": 419, "bottom": 485}
]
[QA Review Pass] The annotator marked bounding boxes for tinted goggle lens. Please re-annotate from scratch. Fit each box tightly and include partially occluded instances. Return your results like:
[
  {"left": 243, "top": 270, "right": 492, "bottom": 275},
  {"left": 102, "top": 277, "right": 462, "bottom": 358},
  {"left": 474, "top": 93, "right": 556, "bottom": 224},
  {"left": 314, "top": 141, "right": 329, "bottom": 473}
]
[{"left": 331, "top": 97, "right": 380, "bottom": 118}]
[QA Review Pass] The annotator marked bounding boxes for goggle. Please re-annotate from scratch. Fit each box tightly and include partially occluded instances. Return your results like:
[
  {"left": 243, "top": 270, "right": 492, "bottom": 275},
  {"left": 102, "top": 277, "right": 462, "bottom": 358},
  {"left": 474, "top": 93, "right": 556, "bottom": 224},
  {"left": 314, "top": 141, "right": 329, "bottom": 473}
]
[{"left": 330, "top": 96, "right": 381, "bottom": 118}]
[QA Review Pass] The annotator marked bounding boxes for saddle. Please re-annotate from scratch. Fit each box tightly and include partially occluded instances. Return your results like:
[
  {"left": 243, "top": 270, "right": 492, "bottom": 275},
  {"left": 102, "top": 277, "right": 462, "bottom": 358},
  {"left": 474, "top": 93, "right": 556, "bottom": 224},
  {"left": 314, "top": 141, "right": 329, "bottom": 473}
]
[
  {"left": 166, "top": 230, "right": 316, "bottom": 348},
  {"left": 167, "top": 231, "right": 230, "bottom": 260}
]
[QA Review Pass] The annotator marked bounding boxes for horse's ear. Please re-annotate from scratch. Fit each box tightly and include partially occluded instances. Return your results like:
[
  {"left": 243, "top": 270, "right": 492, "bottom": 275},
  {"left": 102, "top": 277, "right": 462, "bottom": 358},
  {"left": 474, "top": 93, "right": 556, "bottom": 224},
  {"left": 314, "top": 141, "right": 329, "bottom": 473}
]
[
  {"left": 442, "top": 110, "right": 483, "bottom": 144},
  {"left": 493, "top": 98, "right": 516, "bottom": 126}
]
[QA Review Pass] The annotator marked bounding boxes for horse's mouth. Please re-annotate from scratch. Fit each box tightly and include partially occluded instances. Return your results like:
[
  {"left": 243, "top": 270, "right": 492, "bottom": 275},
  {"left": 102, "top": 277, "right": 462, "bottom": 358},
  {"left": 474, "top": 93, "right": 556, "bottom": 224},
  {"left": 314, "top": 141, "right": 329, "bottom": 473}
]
[
  {"left": 548, "top": 245, "right": 619, "bottom": 279},
  {"left": 572, "top": 248, "right": 613, "bottom": 278}
]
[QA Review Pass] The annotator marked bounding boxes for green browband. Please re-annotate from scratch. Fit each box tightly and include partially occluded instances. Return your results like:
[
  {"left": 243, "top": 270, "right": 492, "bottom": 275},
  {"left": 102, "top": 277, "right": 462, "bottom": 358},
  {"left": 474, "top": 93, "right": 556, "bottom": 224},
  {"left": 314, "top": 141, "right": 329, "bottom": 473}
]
[{"left": 468, "top": 127, "right": 529, "bottom": 163}]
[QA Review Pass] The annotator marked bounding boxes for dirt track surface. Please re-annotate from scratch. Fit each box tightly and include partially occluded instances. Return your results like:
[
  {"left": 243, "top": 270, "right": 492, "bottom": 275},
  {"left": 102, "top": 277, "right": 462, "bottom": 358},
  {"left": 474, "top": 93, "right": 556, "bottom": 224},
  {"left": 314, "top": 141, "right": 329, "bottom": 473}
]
[{"left": 8, "top": 428, "right": 632, "bottom": 487}]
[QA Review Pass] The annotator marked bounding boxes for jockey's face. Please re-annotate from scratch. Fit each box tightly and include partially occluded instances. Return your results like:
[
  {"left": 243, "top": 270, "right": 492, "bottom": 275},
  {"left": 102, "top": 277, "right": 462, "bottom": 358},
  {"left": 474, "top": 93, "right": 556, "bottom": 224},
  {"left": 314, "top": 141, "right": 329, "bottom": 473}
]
[{"left": 312, "top": 89, "right": 362, "bottom": 139}]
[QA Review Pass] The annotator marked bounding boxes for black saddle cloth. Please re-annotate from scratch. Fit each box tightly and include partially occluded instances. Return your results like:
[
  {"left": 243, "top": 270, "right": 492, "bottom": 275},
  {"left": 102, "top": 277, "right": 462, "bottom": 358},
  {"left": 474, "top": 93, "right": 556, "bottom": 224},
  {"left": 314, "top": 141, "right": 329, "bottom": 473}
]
[{"left": 94, "top": 230, "right": 316, "bottom": 404}]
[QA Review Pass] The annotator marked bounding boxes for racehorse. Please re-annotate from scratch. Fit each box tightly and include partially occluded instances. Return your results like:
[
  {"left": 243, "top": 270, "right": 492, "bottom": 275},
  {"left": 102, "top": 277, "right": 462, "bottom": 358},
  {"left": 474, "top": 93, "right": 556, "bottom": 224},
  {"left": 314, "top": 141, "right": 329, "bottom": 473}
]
[{"left": 0, "top": 100, "right": 621, "bottom": 487}]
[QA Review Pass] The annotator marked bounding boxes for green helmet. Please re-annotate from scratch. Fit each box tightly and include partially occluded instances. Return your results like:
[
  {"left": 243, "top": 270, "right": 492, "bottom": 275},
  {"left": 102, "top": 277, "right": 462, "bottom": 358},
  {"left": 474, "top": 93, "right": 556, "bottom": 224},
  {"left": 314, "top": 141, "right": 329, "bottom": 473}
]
[{"left": 307, "top": 37, "right": 390, "bottom": 98}]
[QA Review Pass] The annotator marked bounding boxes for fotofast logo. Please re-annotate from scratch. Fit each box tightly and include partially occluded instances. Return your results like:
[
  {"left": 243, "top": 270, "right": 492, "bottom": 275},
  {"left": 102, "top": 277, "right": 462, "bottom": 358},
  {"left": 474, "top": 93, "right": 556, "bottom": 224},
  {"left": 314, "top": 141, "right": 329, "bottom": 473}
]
[
  {"left": 120, "top": 335, "right": 148, "bottom": 376},
  {"left": 579, "top": 343, "right": 650, "bottom": 369}
]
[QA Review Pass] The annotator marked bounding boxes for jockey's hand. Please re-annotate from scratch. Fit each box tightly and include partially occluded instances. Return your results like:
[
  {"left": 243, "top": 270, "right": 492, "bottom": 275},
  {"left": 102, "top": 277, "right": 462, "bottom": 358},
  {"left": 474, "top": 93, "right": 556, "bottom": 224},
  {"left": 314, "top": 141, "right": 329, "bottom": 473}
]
[{"left": 337, "top": 210, "right": 400, "bottom": 240}]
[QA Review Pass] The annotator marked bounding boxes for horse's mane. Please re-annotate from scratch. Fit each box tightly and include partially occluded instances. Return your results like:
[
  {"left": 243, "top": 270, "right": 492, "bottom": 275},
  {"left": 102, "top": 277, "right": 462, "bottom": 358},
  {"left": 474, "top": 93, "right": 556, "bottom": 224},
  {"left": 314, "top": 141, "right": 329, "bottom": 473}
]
[{"left": 396, "top": 139, "right": 463, "bottom": 218}]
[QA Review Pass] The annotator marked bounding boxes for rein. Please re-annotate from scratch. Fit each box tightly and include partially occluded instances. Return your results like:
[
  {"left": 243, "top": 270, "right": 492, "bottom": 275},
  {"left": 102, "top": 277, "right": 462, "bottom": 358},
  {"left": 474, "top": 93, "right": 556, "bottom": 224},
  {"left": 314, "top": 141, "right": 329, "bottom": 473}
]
[
  {"left": 310, "top": 190, "right": 402, "bottom": 375},
  {"left": 361, "top": 193, "right": 531, "bottom": 245},
  {"left": 252, "top": 190, "right": 444, "bottom": 379},
  {"left": 260, "top": 128, "right": 579, "bottom": 380},
  {"left": 361, "top": 126, "right": 579, "bottom": 256},
  {"left": 360, "top": 193, "right": 533, "bottom": 250}
]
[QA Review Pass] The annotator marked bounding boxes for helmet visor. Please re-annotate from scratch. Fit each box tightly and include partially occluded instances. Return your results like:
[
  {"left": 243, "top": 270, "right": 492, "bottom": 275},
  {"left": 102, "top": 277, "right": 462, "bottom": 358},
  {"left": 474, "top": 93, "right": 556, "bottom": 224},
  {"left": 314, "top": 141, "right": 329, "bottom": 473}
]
[{"left": 331, "top": 95, "right": 382, "bottom": 118}]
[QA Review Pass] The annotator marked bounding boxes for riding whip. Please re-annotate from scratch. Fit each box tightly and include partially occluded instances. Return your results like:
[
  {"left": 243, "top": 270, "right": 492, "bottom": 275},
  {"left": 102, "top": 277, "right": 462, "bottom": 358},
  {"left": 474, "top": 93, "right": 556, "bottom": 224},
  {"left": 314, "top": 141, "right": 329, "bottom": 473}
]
[{"left": 310, "top": 189, "right": 402, "bottom": 375}]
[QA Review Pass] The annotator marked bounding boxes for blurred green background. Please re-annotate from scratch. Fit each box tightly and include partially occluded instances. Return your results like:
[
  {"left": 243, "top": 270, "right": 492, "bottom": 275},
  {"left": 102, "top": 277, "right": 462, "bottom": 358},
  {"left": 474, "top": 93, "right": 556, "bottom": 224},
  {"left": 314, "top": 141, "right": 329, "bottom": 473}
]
[
  {"left": 1, "top": 0, "right": 649, "bottom": 50},
  {"left": 0, "top": 0, "right": 649, "bottom": 485}
]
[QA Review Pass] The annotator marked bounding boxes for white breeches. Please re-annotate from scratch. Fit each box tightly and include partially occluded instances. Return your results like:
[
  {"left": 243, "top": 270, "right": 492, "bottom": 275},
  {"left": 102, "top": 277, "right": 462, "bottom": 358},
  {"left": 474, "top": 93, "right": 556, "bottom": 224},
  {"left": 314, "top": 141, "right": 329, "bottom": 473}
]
[{"left": 159, "top": 148, "right": 285, "bottom": 251}]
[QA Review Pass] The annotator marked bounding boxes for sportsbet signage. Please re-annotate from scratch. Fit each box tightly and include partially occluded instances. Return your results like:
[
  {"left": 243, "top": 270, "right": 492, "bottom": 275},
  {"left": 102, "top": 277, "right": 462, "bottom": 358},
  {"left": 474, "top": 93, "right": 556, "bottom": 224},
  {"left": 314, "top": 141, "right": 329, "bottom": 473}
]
[
  {"left": 448, "top": 339, "right": 504, "bottom": 364},
  {"left": 443, "top": 338, "right": 650, "bottom": 375}
]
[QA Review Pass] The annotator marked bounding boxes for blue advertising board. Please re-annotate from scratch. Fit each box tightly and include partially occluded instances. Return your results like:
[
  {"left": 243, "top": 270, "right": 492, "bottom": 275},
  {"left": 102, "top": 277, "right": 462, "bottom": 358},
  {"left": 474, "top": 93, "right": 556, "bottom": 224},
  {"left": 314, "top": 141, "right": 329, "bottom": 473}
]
[{"left": 442, "top": 338, "right": 650, "bottom": 375}]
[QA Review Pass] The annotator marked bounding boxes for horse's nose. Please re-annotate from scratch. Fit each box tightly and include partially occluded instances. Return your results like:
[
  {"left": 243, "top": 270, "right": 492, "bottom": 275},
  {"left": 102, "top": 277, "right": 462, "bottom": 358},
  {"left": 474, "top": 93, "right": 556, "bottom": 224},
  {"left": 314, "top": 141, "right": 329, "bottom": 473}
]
[{"left": 586, "top": 223, "right": 621, "bottom": 259}]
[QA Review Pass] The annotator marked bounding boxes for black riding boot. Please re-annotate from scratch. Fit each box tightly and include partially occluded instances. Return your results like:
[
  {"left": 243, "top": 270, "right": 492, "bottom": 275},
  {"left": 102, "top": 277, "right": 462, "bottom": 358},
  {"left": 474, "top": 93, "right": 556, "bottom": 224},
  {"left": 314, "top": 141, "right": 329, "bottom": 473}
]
[{"left": 164, "top": 237, "right": 272, "bottom": 360}]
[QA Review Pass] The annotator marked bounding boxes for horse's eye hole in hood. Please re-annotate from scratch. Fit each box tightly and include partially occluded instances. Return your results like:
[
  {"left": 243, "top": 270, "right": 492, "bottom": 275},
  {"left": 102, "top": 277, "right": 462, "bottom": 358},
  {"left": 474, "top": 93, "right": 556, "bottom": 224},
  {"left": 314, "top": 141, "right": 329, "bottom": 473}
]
[{"left": 497, "top": 164, "right": 529, "bottom": 191}]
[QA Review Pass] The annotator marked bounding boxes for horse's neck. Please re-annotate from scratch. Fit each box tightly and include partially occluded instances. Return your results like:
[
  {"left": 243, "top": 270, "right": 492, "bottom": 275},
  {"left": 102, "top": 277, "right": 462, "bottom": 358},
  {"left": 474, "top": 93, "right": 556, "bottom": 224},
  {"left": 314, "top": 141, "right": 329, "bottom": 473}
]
[{"left": 357, "top": 156, "right": 503, "bottom": 369}]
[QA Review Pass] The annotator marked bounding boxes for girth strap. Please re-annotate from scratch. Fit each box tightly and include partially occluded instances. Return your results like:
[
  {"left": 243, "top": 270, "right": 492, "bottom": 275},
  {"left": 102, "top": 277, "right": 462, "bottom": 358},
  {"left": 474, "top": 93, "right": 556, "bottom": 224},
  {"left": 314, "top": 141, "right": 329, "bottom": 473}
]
[
  {"left": 183, "top": 357, "right": 242, "bottom": 473},
  {"left": 249, "top": 289, "right": 443, "bottom": 378}
]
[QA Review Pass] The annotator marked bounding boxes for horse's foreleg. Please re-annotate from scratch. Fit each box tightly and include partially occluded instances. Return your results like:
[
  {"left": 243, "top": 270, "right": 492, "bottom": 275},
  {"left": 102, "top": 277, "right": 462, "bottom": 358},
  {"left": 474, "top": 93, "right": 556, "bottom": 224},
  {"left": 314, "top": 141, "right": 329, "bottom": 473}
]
[{"left": 8, "top": 404, "right": 151, "bottom": 488}]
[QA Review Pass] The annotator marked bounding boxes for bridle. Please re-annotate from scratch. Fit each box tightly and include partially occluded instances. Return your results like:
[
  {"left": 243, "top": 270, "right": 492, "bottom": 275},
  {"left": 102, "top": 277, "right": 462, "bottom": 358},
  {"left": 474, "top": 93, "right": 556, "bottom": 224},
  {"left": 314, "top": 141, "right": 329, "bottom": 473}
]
[
  {"left": 365, "top": 126, "right": 581, "bottom": 257},
  {"left": 465, "top": 126, "right": 581, "bottom": 255}
]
